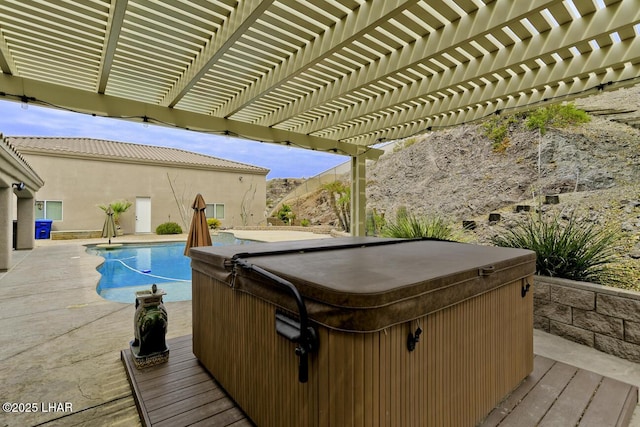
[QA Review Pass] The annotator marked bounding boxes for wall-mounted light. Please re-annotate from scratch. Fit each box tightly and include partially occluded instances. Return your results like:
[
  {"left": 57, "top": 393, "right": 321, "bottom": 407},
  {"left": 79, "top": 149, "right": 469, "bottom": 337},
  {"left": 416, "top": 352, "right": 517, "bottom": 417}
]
[{"left": 12, "top": 182, "right": 25, "bottom": 191}]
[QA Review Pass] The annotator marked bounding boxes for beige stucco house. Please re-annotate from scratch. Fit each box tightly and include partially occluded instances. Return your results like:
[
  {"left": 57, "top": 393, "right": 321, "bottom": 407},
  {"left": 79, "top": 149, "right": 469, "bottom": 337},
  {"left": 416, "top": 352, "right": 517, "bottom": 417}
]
[{"left": 7, "top": 137, "right": 269, "bottom": 236}]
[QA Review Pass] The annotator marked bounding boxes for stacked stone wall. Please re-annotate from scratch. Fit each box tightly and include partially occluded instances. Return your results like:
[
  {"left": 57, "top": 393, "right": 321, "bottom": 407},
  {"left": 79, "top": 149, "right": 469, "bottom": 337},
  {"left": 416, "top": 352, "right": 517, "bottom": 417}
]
[{"left": 535, "top": 276, "right": 640, "bottom": 363}]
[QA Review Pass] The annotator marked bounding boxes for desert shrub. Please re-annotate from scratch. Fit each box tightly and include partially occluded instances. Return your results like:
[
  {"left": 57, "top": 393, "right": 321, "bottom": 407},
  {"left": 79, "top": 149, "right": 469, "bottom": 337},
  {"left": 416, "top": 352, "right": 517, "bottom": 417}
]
[
  {"left": 276, "top": 204, "right": 295, "bottom": 224},
  {"left": 156, "top": 222, "right": 183, "bottom": 235},
  {"left": 492, "top": 213, "right": 619, "bottom": 284},
  {"left": 382, "top": 213, "right": 454, "bottom": 240},
  {"left": 482, "top": 104, "right": 589, "bottom": 151},
  {"left": 366, "top": 208, "right": 386, "bottom": 236},
  {"left": 300, "top": 218, "right": 310, "bottom": 227},
  {"left": 525, "top": 103, "right": 590, "bottom": 135},
  {"left": 481, "top": 114, "right": 519, "bottom": 153},
  {"left": 207, "top": 218, "right": 221, "bottom": 229}
]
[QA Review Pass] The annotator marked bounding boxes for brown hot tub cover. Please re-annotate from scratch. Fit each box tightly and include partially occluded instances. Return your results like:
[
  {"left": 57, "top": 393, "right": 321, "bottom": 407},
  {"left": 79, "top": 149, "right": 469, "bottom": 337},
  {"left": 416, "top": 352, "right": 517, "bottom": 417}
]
[{"left": 190, "top": 237, "right": 535, "bottom": 332}]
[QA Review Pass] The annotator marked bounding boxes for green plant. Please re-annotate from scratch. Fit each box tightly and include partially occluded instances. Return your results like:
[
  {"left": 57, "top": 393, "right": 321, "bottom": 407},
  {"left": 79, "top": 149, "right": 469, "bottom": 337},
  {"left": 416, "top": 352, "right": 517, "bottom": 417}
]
[
  {"left": 98, "top": 200, "right": 132, "bottom": 226},
  {"left": 207, "top": 218, "right": 221, "bottom": 229},
  {"left": 323, "top": 181, "right": 351, "bottom": 232},
  {"left": 156, "top": 222, "right": 183, "bottom": 235},
  {"left": 276, "top": 204, "right": 296, "bottom": 225},
  {"left": 525, "top": 103, "right": 590, "bottom": 135},
  {"left": 492, "top": 213, "right": 619, "bottom": 284},
  {"left": 382, "top": 212, "right": 454, "bottom": 240},
  {"left": 366, "top": 208, "right": 386, "bottom": 236},
  {"left": 482, "top": 114, "right": 519, "bottom": 152},
  {"left": 300, "top": 218, "right": 310, "bottom": 227}
]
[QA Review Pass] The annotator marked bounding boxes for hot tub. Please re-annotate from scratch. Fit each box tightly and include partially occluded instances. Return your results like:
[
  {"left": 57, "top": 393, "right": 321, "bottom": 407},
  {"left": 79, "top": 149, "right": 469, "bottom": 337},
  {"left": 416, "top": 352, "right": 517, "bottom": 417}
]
[{"left": 190, "top": 237, "right": 536, "bottom": 427}]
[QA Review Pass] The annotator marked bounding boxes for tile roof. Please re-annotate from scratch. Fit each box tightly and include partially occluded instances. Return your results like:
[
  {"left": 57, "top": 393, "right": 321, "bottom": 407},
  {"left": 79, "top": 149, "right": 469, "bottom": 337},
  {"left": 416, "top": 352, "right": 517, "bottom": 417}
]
[
  {"left": 0, "top": 134, "right": 44, "bottom": 185},
  {"left": 6, "top": 137, "right": 269, "bottom": 174}
]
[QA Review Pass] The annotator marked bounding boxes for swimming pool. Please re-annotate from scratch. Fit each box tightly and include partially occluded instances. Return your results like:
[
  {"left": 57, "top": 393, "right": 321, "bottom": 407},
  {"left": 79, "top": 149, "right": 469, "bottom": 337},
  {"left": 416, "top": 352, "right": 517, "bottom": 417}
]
[{"left": 88, "top": 233, "right": 253, "bottom": 303}]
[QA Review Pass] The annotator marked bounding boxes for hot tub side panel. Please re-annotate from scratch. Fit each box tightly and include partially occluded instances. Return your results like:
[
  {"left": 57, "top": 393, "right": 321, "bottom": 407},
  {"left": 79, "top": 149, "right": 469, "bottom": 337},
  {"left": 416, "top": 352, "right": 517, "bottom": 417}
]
[{"left": 193, "top": 270, "right": 533, "bottom": 427}]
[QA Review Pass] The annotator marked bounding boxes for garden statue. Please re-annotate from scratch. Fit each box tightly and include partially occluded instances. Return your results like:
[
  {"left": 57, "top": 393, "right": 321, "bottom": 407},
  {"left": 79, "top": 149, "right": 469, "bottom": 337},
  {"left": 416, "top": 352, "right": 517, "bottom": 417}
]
[{"left": 130, "top": 284, "right": 169, "bottom": 369}]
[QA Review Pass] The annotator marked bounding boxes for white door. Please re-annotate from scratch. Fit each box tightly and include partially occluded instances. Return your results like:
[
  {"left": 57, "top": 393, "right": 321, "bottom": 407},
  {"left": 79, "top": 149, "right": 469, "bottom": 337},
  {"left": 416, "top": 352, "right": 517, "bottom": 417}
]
[{"left": 135, "top": 197, "right": 151, "bottom": 233}]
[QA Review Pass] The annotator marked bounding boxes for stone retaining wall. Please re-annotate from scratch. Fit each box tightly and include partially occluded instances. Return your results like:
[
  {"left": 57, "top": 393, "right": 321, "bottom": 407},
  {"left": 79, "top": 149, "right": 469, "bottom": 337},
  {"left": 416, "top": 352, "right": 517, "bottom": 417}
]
[{"left": 535, "top": 276, "right": 640, "bottom": 363}]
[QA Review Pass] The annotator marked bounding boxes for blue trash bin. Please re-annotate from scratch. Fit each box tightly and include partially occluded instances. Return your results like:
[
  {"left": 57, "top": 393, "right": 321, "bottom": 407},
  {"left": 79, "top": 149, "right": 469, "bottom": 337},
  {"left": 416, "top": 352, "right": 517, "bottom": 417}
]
[{"left": 35, "top": 219, "right": 53, "bottom": 239}]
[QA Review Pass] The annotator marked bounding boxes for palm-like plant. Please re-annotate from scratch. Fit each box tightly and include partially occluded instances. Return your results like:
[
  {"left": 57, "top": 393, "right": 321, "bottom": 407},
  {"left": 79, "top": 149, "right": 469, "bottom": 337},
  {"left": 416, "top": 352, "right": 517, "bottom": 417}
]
[{"left": 99, "top": 200, "right": 132, "bottom": 226}]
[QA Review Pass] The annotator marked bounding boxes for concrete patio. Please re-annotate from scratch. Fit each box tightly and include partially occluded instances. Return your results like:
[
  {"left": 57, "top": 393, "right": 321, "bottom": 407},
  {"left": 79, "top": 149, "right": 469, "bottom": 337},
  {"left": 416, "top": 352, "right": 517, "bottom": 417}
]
[{"left": 1, "top": 231, "right": 639, "bottom": 426}]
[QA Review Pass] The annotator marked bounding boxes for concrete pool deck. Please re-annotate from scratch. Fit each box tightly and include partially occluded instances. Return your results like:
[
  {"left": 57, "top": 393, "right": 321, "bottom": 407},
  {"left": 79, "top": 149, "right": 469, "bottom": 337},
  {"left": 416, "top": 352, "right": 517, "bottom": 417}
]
[{"left": 1, "top": 230, "right": 639, "bottom": 426}]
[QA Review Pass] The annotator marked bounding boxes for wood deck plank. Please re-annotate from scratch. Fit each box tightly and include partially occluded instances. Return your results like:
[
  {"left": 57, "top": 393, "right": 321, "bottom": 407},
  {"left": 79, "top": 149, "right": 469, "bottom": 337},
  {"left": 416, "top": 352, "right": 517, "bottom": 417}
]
[
  {"left": 492, "top": 362, "right": 578, "bottom": 427},
  {"left": 479, "top": 355, "right": 556, "bottom": 426},
  {"left": 152, "top": 396, "right": 236, "bottom": 427},
  {"left": 139, "top": 371, "right": 214, "bottom": 400},
  {"left": 579, "top": 377, "right": 637, "bottom": 427},
  {"left": 189, "top": 407, "right": 252, "bottom": 427},
  {"left": 134, "top": 357, "right": 202, "bottom": 382},
  {"left": 148, "top": 388, "right": 228, "bottom": 424},
  {"left": 122, "top": 336, "right": 637, "bottom": 427},
  {"left": 145, "top": 380, "right": 222, "bottom": 412},
  {"left": 537, "top": 369, "right": 602, "bottom": 427}
]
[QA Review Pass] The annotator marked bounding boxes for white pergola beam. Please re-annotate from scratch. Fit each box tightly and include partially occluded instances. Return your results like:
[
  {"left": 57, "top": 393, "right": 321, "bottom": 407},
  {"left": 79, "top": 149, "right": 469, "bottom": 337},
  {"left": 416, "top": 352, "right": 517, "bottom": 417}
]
[
  {"left": 312, "top": 1, "right": 639, "bottom": 139},
  {"left": 0, "top": 23, "right": 17, "bottom": 74},
  {"left": 343, "top": 42, "right": 640, "bottom": 144},
  {"left": 327, "top": 6, "right": 640, "bottom": 141},
  {"left": 214, "top": 0, "right": 419, "bottom": 118},
  {"left": 258, "top": 0, "right": 559, "bottom": 129},
  {"left": 160, "top": 0, "right": 274, "bottom": 108},
  {"left": 0, "top": 73, "right": 382, "bottom": 160},
  {"left": 97, "top": 0, "right": 128, "bottom": 93}
]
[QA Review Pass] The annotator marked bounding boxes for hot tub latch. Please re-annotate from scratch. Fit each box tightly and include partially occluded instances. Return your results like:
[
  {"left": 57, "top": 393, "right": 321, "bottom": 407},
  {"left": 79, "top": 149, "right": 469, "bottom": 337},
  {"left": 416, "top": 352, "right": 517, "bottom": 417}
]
[
  {"left": 521, "top": 281, "right": 531, "bottom": 298},
  {"left": 407, "top": 326, "right": 423, "bottom": 352}
]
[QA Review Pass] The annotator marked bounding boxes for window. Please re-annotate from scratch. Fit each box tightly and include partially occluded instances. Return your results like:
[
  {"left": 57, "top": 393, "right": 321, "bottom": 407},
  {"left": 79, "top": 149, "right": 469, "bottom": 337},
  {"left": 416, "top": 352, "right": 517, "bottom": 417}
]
[
  {"left": 206, "top": 203, "right": 225, "bottom": 220},
  {"left": 35, "top": 200, "right": 63, "bottom": 220}
]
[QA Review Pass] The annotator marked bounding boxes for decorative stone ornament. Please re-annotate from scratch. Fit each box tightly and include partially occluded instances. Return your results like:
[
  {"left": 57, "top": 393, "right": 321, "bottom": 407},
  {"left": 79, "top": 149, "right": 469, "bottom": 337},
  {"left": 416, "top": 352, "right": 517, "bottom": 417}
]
[{"left": 130, "top": 284, "right": 169, "bottom": 369}]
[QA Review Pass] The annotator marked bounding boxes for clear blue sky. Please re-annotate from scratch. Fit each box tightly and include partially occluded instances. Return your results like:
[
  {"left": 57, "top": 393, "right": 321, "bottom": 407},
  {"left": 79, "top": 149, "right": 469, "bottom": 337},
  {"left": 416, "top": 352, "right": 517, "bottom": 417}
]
[{"left": 0, "top": 100, "right": 348, "bottom": 179}]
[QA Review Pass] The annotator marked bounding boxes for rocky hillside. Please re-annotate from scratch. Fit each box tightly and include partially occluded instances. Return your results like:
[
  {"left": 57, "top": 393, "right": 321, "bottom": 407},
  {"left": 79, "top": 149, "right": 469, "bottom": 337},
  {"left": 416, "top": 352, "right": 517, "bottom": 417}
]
[
  {"left": 277, "top": 85, "right": 640, "bottom": 226},
  {"left": 286, "top": 116, "right": 640, "bottom": 229},
  {"left": 367, "top": 114, "right": 640, "bottom": 221},
  {"left": 269, "top": 85, "right": 640, "bottom": 287},
  {"left": 266, "top": 178, "right": 305, "bottom": 211}
]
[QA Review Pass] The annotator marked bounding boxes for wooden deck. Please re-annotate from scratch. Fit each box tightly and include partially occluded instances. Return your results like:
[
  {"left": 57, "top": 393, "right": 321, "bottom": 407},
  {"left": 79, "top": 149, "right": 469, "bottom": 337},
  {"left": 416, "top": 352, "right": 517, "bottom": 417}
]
[
  {"left": 480, "top": 354, "right": 637, "bottom": 427},
  {"left": 122, "top": 336, "right": 638, "bottom": 427},
  {"left": 121, "top": 335, "right": 253, "bottom": 427}
]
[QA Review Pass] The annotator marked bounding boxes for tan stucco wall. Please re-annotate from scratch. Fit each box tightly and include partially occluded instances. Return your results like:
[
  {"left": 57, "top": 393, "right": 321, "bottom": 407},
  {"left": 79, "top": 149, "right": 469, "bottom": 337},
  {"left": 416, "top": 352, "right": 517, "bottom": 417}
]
[{"left": 23, "top": 154, "right": 267, "bottom": 234}]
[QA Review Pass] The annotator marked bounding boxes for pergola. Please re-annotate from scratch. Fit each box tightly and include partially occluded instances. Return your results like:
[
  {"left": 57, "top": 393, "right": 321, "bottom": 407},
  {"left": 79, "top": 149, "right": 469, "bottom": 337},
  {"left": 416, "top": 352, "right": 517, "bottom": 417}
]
[{"left": 0, "top": 0, "right": 639, "bottom": 235}]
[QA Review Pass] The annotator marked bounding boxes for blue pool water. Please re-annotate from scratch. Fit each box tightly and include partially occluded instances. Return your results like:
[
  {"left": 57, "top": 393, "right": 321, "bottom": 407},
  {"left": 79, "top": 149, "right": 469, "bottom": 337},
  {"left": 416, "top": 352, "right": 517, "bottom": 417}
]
[{"left": 87, "top": 233, "right": 253, "bottom": 303}]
